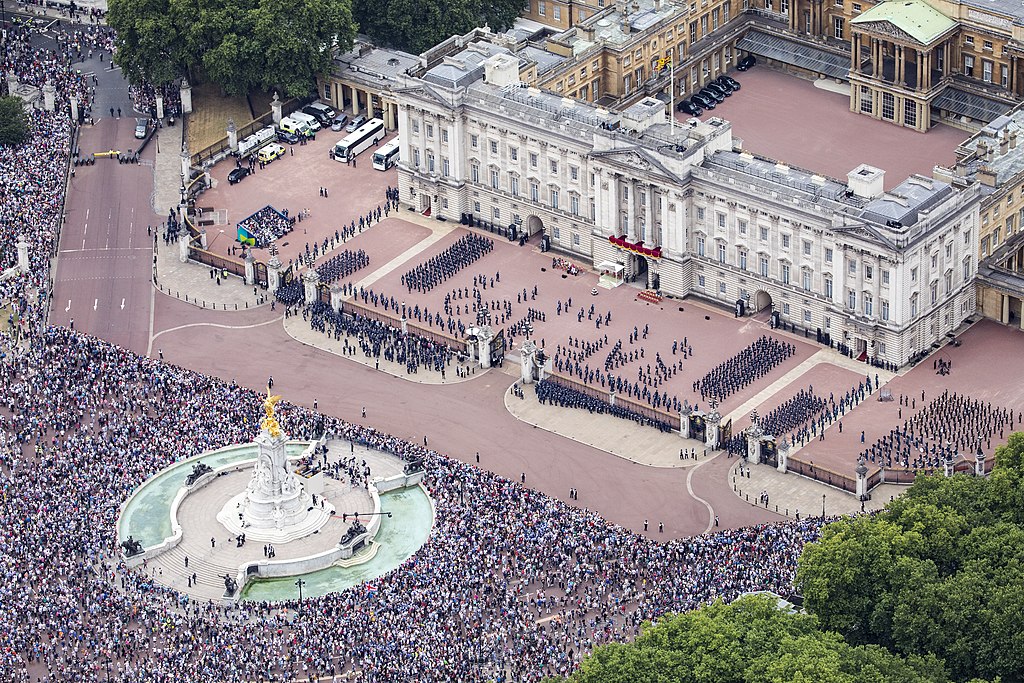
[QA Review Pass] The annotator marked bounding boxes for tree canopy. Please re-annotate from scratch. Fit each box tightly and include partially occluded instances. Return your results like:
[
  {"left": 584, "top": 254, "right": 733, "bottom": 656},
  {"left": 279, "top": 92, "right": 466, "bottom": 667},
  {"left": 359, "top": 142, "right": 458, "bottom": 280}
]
[
  {"left": 108, "top": 0, "right": 356, "bottom": 96},
  {"left": 550, "top": 594, "right": 951, "bottom": 683},
  {"left": 797, "top": 432, "right": 1024, "bottom": 681},
  {"left": 351, "top": 0, "right": 527, "bottom": 55},
  {"left": 0, "top": 96, "right": 30, "bottom": 147}
]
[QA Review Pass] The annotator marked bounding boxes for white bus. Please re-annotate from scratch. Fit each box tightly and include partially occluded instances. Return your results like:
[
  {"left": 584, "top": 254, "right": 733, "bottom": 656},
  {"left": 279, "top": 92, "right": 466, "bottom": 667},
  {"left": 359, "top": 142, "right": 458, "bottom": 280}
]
[
  {"left": 333, "top": 118, "right": 385, "bottom": 162},
  {"left": 371, "top": 137, "right": 400, "bottom": 171}
]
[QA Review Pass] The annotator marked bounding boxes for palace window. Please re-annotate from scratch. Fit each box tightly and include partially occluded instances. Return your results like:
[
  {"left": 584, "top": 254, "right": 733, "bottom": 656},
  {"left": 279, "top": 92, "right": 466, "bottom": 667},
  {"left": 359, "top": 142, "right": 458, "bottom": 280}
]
[{"left": 881, "top": 92, "right": 895, "bottom": 120}]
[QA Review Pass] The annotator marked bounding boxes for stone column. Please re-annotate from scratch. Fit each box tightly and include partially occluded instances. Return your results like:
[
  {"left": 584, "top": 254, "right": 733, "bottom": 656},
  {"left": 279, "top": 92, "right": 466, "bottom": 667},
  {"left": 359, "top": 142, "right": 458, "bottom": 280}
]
[
  {"left": 156, "top": 95, "right": 164, "bottom": 120},
  {"left": 476, "top": 326, "right": 493, "bottom": 369},
  {"left": 679, "top": 406, "right": 691, "bottom": 438},
  {"left": 943, "top": 452, "right": 955, "bottom": 477},
  {"left": 178, "top": 234, "right": 190, "bottom": 263},
  {"left": 746, "top": 431, "right": 761, "bottom": 463},
  {"left": 6, "top": 72, "right": 18, "bottom": 96},
  {"left": 328, "top": 285, "right": 343, "bottom": 312},
  {"left": 302, "top": 267, "right": 319, "bottom": 304},
  {"left": 244, "top": 253, "right": 255, "bottom": 286},
  {"left": 180, "top": 79, "right": 193, "bottom": 114},
  {"left": 16, "top": 234, "right": 30, "bottom": 273},
  {"left": 705, "top": 407, "right": 721, "bottom": 451},
  {"left": 70, "top": 97, "right": 79, "bottom": 124},
  {"left": 351, "top": 88, "right": 360, "bottom": 116},
  {"left": 626, "top": 181, "right": 637, "bottom": 242},
  {"left": 271, "top": 93, "right": 283, "bottom": 125},
  {"left": 777, "top": 439, "right": 789, "bottom": 473},
  {"left": 855, "top": 456, "right": 868, "bottom": 499},
  {"left": 199, "top": 229, "right": 208, "bottom": 249},
  {"left": 42, "top": 82, "right": 56, "bottom": 112},
  {"left": 227, "top": 118, "right": 238, "bottom": 153},
  {"left": 180, "top": 151, "right": 191, "bottom": 184},
  {"left": 520, "top": 338, "right": 536, "bottom": 382},
  {"left": 267, "top": 258, "right": 282, "bottom": 292},
  {"left": 975, "top": 449, "right": 986, "bottom": 476}
]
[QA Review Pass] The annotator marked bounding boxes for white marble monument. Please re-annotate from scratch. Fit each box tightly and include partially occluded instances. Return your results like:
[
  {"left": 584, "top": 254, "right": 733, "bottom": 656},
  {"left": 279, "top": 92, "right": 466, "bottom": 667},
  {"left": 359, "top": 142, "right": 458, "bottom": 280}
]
[{"left": 217, "top": 389, "right": 332, "bottom": 542}]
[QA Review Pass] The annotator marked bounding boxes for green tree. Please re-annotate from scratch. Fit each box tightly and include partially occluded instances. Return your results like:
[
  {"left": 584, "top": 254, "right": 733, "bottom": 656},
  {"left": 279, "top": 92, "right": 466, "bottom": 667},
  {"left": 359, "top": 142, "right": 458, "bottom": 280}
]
[
  {"left": 0, "top": 96, "right": 30, "bottom": 146},
  {"left": 552, "top": 594, "right": 949, "bottom": 683},
  {"left": 797, "top": 431, "right": 1024, "bottom": 681},
  {"left": 109, "top": 0, "right": 356, "bottom": 97},
  {"left": 352, "top": 0, "right": 526, "bottom": 55}
]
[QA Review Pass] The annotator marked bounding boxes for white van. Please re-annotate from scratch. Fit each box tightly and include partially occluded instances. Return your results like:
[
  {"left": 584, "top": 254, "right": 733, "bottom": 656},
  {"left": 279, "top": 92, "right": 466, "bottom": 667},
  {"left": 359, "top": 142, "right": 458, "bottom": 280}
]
[
  {"left": 290, "top": 111, "right": 322, "bottom": 132},
  {"left": 237, "top": 126, "right": 276, "bottom": 157},
  {"left": 279, "top": 116, "right": 312, "bottom": 138}
]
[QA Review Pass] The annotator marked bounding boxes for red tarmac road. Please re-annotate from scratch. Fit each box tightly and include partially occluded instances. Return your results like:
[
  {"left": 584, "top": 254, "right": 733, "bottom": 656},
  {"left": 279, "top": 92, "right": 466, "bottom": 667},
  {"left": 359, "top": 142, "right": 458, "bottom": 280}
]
[
  {"left": 51, "top": 118, "right": 160, "bottom": 355},
  {"left": 151, "top": 294, "right": 782, "bottom": 537}
]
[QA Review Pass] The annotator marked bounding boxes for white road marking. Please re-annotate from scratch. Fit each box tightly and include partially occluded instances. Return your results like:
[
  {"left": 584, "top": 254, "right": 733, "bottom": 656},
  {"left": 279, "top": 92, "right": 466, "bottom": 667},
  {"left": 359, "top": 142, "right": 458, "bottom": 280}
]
[
  {"left": 150, "top": 317, "right": 283, "bottom": 343},
  {"left": 83, "top": 222, "right": 87, "bottom": 235},
  {"left": 120, "top": 298, "right": 126, "bottom": 310},
  {"left": 65, "top": 300, "right": 71, "bottom": 312},
  {"left": 85, "top": 208, "right": 90, "bottom": 220},
  {"left": 93, "top": 299, "right": 98, "bottom": 311}
]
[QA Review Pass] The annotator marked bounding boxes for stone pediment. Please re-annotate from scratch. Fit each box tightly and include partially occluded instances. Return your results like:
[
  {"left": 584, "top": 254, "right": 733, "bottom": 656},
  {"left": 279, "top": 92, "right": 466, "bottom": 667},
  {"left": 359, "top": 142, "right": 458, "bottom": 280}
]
[
  {"left": 855, "top": 20, "right": 921, "bottom": 45},
  {"left": 592, "top": 147, "right": 680, "bottom": 183},
  {"left": 392, "top": 83, "right": 453, "bottom": 108}
]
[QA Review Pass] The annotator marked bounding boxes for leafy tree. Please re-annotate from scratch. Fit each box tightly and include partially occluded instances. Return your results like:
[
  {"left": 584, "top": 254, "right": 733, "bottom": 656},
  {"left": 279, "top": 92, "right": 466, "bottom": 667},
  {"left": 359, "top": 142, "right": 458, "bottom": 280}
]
[
  {"left": 0, "top": 96, "right": 30, "bottom": 146},
  {"left": 352, "top": 0, "right": 526, "bottom": 55},
  {"left": 552, "top": 594, "right": 949, "bottom": 683},
  {"left": 797, "top": 430, "right": 1024, "bottom": 681},
  {"left": 109, "top": 0, "right": 356, "bottom": 97}
]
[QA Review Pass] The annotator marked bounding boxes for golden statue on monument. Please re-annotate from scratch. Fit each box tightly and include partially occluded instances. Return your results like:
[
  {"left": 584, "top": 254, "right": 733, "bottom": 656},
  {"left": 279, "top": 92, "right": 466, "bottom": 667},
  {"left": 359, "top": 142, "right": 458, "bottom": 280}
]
[{"left": 261, "top": 387, "right": 283, "bottom": 438}]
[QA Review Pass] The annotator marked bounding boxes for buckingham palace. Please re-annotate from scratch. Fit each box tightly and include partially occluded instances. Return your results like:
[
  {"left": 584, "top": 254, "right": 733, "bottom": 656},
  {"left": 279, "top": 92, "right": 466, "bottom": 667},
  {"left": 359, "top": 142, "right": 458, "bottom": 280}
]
[{"left": 390, "top": 46, "right": 979, "bottom": 368}]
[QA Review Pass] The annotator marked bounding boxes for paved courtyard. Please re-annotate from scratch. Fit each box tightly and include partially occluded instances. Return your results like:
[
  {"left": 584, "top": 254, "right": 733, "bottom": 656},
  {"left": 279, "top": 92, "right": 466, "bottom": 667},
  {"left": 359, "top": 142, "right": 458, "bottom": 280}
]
[{"left": 677, "top": 67, "right": 967, "bottom": 189}]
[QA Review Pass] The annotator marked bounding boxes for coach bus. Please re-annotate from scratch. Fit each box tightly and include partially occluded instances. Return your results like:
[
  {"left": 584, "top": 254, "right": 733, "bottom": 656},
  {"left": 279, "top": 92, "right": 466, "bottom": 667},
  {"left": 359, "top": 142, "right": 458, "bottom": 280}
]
[
  {"left": 371, "top": 137, "right": 400, "bottom": 171},
  {"left": 333, "top": 118, "right": 385, "bottom": 162}
]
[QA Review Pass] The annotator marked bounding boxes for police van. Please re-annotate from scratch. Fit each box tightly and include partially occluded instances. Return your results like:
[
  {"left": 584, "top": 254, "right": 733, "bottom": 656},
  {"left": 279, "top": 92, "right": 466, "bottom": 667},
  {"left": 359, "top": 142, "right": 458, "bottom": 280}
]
[{"left": 279, "top": 116, "right": 312, "bottom": 138}]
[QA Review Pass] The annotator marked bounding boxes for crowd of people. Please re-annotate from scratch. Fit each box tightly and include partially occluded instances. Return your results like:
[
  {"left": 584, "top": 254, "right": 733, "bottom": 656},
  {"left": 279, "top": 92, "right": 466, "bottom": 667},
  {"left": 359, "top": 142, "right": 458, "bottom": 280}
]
[
  {"left": 696, "top": 335, "right": 795, "bottom": 403},
  {"left": 238, "top": 205, "right": 293, "bottom": 248},
  {"left": 2, "top": 18, "right": 106, "bottom": 120},
  {"left": 400, "top": 234, "right": 494, "bottom": 293},
  {"left": 307, "top": 301, "right": 459, "bottom": 377},
  {"left": 128, "top": 81, "right": 181, "bottom": 119},
  {"left": 535, "top": 378, "right": 675, "bottom": 433},
  {"left": 0, "top": 111, "right": 72, "bottom": 325},
  {"left": 724, "top": 376, "right": 877, "bottom": 456},
  {"left": 0, "top": 323, "right": 827, "bottom": 683},
  {"left": 316, "top": 249, "right": 370, "bottom": 285},
  {"left": 863, "top": 389, "right": 1018, "bottom": 471}
]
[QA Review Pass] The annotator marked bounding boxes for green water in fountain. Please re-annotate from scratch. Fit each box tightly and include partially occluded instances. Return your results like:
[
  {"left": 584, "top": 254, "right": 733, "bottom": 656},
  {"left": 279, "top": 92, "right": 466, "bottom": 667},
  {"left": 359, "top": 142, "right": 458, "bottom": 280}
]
[{"left": 240, "top": 486, "right": 434, "bottom": 601}]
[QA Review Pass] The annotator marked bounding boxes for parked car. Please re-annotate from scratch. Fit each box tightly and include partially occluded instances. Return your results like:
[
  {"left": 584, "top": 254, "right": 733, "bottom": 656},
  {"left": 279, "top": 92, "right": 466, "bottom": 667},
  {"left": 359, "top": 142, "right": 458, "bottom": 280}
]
[
  {"left": 691, "top": 93, "right": 716, "bottom": 110},
  {"left": 345, "top": 114, "right": 367, "bottom": 132},
  {"left": 276, "top": 129, "right": 300, "bottom": 145},
  {"left": 257, "top": 143, "right": 285, "bottom": 164},
  {"left": 303, "top": 104, "right": 333, "bottom": 125},
  {"left": 737, "top": 54, "right": 757, "bottom": 71},
  {"left": 706, "top": 82, "right": 731, "bottom": 98},
  {"left": 720, "top": 74, "right": 741, "bottom": 91},
  {"left": 712, "top": 76, "right": 735, "bottom": 94},
  {"left": 330, "top": 114, "right": 349, "bottom": 131},
  {"left": 134, "top": 118, "right": 148, "bottom": 139},
  {"left": 699, "top": 87, "right": 725, "bottom": 103},
  {"left": 227, "top": 166, "right": 251, "bottom": 185},
  {"left": 676, "top": 99, "right": 703, "bottom": 116}
]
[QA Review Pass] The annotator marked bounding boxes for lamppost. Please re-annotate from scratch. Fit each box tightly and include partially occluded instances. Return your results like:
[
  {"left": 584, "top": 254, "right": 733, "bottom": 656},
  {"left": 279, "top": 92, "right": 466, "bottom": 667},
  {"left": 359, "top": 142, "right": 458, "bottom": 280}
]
[
  {"left": 822, "top": 493, "right": 826, "bottom": 518},
  {"left": 341, "top": 511, "right": 392, "bottom": 522},
  {"left": 295, "top": 578, "right": 306, "bottom": 613},
  {"left": 209, "top": 228, "right": 225, "bottom": 250}
]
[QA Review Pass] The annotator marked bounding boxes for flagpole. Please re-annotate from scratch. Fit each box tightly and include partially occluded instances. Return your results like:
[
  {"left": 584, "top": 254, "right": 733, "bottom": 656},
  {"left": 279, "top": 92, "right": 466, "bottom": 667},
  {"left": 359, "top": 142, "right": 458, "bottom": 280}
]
[{"left": 670, "top": 58, "right": 676, "bottom": 136}]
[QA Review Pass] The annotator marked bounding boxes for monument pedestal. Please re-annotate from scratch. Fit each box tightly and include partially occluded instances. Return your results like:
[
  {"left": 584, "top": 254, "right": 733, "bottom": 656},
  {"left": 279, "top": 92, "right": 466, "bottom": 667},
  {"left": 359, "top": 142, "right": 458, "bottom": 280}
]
[{"left": 216, "top": 402, "right": 332, "bottom": 542}]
